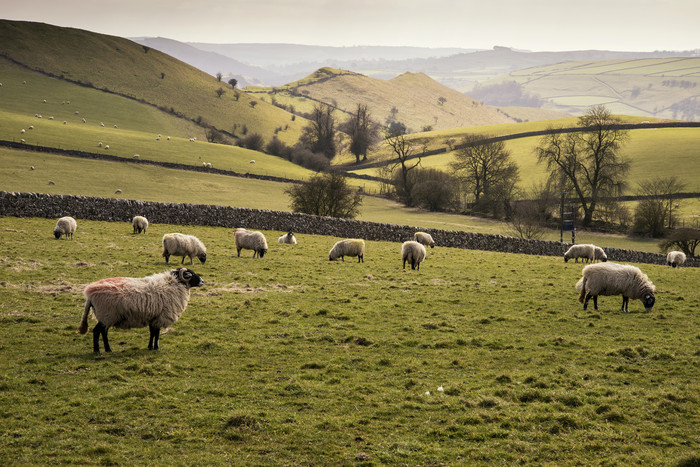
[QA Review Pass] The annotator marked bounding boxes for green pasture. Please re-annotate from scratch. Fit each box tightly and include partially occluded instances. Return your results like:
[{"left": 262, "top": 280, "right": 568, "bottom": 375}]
[
  {"left": 0, "top": 217, "right": 698, "bottom": 464},
  {"left": 0, "top": 147, "right": 674, "bottom": 253}
]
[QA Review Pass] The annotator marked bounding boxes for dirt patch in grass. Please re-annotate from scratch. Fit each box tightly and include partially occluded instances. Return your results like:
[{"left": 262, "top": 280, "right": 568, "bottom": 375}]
[
  {"left": 0, "top": 257, "right": 43, "bottom": 272},
  {"left": 204, "top": 282, "right": 299, "bottom": 296}
]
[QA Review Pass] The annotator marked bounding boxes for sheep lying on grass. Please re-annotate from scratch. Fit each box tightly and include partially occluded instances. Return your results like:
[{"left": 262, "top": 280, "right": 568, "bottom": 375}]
[
  {"left": 576, "top": 262, "right": 655, "bottom": 313},
  {"left": 414, "top": 232, "right": 435, "bottom": 248},
  {"left": 666, "top": 251, "right": 686, "bottom": 268},
  {"left": 278, "top": 232, "right": 297, "bottom": 244},
  {"left": 132, "top": 216, "right": 148, "bottom": 234},
  {"left": 402, "top": 241, "right": 426, "bottom": 270},
  {"left": 162, "top": 233, "right": 207, "bottom": 264},
  {"left": 235, "top": 229, "right": 268, "bottom": 258},
  {"left": 54, "top": 216, "right": 77, "bottom": 239},
  {"left": 78, "top": 267, "right": 204, "bottom": 353},
  {"left": 329, "top": 239, "right": 365, "bottom": 262}
]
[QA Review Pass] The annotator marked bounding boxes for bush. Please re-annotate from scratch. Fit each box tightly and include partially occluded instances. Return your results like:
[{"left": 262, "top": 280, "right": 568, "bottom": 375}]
[
  {"left": 409, "top": 168, "right": 459, "bottom": 212},
  {"left": 239, "top": 133, "right": 265, "bottom": 152},
  {"left": 285, "top": 171, "right": 362, "bottom": 218},
  {"left": 659, "top": 228, "right": 700, "bottom": 258},
  {"left": 632, "top": 199, "right": 667, "bottom": 237},
  {"left": 290, "top": 147, "right": 330, "bottom": 172}
]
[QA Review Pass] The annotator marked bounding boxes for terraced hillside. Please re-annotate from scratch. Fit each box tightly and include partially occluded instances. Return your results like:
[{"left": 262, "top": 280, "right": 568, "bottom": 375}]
[{"left": 0, "top": 20, "right": 306, "bottom": 145}]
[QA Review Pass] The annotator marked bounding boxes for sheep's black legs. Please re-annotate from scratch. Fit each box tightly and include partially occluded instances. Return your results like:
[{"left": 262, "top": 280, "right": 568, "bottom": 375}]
[
  {"left": 621, "top": 296, "right": 629, "bottom": 313},
  {"left": 593, "top": 296, "right": 598, "bottom": 310},
  {"left": 583, "top": 293, "right": 598, "bottom": 311},
  {"left": 93, "top": 322, "right": 111, "bottom": 353},
  {"left": 148, "top": 325, "right": 160, "bottom": 350}
]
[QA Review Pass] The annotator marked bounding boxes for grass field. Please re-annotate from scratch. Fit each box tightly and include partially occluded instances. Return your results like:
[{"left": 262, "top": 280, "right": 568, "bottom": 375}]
[{"left": 0, "top": 217, "right": 698, "bottom": 464}]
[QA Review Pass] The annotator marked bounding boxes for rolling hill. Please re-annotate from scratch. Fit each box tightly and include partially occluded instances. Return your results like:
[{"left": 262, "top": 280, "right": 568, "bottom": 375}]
[{"left": 0, "top": 20, "right": 307, "bottom": 145}]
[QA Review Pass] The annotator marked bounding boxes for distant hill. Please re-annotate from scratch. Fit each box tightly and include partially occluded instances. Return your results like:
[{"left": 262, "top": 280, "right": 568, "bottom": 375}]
[
  {"left": 477, "top": 58, "right": 700, "bottom": 120},
  {"left": 0, "top": 20, "right": 306, "bottom": 145},
  {"left": 246, "top": 67, "right": 520, "bottom": 132}
]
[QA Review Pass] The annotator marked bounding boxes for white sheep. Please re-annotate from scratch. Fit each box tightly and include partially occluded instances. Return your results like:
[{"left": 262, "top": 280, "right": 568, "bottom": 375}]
[
  {"left": 329, "top": 239, "right": 365, "bottom": 262},
  {"left": 277, "top": 232, "right": 297, "bottom": 244},
  {"left": 402, "top": 241, "right": 426, "bottom": 270},
  {"left": 54, "top": 216, "right": 77, "bottom": 240},
  {"left": 20, "top": 139, "right": 25, "bottom": 143},
  {"left": 100, "top": 122, "right": 104, "bottom": 127},
  {"left": 132, "top": 216, "right": 149, "bottom": 234},
  {"left": 206, "top": 162, "right": 212, "bottom": 168},
  {"left": 21, "top": 129, "right": 25, "bottom": 134},
  {"left": 115, "top": 189, "right": 122, "bottom": 194},
  {"left": 593, "top": 246, "right": 608, "bottom": 262},
  {"left": 78, "top": 267, "right": 204, "bottom": 353},
  {"left": 48, "top": 180, "right": 55, "bottom": 185},
  {"left": 162, "top": 233, "right": 207, "bottom": 264},
  {"left": 576, "top": 262, "right": 656, "bottom": 313},
  {"left": 666, "top": 251, "right": 686, "bottom": 268},
  {"left": 414, "top": 231, "right": 435, "bottom": 248},
  {"left": 82, "top": 118, "right": 86, "bottom": 123},
  {"left": 250, "top": 160, "right": 255, "bottom": 164},
  {"left": 28, "top": 125, "right": 34, "bottom": 130},
  {"left": 113, "top": 124, "right": 118, "bottom": 128},
  {"left": 105, "top": 145, "right": 109, "bottom": 150},
  {"left": 133, "top": 154, "right": 140, "bottom": 159},
  {"left": 564, "top": 244, "right": 595, "bottom": 263},
  {"left": 97, "top": 142, "right": 103, "bottom": 147},
  {"left": 235, "top": 229, "right": 268, "bottom": 258}
]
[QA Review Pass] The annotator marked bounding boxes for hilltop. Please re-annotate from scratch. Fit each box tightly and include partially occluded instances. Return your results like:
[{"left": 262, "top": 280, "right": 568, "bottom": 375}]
[{"left": 0, "top": 20, "right": 306, "bottom": 145}]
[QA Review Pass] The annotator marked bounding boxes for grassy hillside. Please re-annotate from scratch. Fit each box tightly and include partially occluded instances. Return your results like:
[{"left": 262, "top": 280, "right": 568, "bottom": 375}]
[
  {"left": 501, "top": 58, "right": 700, "bottom": 119},
  {"left": 246, "top": 67, "right": 518, "bottom": 132},
  {"left": 0, "top": 20, "right": 306, "bottom": 145},
  {"left": 0, "top": 217, "right": 698, "bottom": 464}
]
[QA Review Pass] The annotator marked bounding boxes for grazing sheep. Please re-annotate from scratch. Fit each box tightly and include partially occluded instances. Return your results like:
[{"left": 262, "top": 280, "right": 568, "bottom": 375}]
[
  {"left": 666, "top": 251, "right": 686, "bottom": 268},
  {"left": 132, "top": 216, "right": 148, "bottom": 234},
  {"left": 97, "top": 142, "right": 103, "bottom": 147},
  {"left": 104, "top": 145, "right": 109, "bottom": 150},
  {"left": 28, "top": 125, "right": 33, "bottom": 130},
  {"left": 414, "top": 231, "right": 435, "bottom": 248},
  {"left": 250, "top": 160, "right": 255, "bottom": 164},
  {"left": 115, "top": 189, "right": 122, "bottom": 194},
  {"left": 54, "top": 216, "right": 77, "bottom": 240},
  {"left": 329, "top": 239, "right": 365, "bottom": 263},
  {"left": 20, "top": 139, "right": 25, "bottom": 143},
  {"left": 593, "top": 246, "right": 608, "bottom": 262},
  {"left": 100, "top": 122, "right": 104, "bottom": 127},
  {"left": 21, "top": 129, "right": 25, "bottom": 134},
  {"left": 162, "top": 233, "right": 207, "bottom": 264},
  {"left": 206, "top": 162, "right": 212, "bottom": 168},
  {"left": 133, "top": 154, "right": 140, "bottom": 159},
  {"left": 402, "top": 241, "right": 426, "bottom": 270},
  {"left": 30, "top": 166, "right": 34, "bottom": 170},
  {"left": 48, "top": 180, "right": 55, "bottom": 185},
  {"left": 78, "top": 267, "right": 204, "bottom": 353},
  {"left": 277, "top": 232, "right": 297, "bottom": 244},
  {"left": 576, "top": 263, "right": 655, "bottom": 313},
  {"left": 235, "top": 229, "right": 268, "bottom": 258},
  {"left": 113, "top": 124, "right": 118, "bottom": 128},
  {"left": 63, "top": 121, "right": 67, "bottom": 125},
  {"left": 564, "top": 244, "right": 596, "bottom": 263},
  {"left": 82, "top": 118, "right": 86, "bottom": 123}
]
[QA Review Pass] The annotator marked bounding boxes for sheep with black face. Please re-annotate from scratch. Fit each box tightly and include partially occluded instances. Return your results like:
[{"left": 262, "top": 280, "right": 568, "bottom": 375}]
[{"left": 576, "top": 262, "right": 655, "bottom": 313}]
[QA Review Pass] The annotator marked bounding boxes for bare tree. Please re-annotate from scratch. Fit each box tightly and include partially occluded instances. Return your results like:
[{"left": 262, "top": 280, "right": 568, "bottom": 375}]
[
  {"left": 300, "top": 104, "right": 337, "bottom": 159},
  {"left": 638, "top": 176, "right": 686, "bottom": 229},
  {"left": 340, "top": 104, "right": 379, "bottom": 164},
  {"left": 216, "top": 72, "right": 223, "bottom": 82},
  {"left": 536, "top": 105, "right": 630, "bottom": 227},
  {"left": 384, "top": 130, "right": 422, "bottom": 206}
]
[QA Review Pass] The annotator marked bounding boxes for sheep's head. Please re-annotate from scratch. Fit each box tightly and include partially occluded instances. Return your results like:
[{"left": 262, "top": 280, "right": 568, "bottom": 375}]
[
  {"left": 175, "top": 268, "right": 204, "bottom": 288},
  {"left": 53, "top": 229, "right": 61, "bottom": 239},
  {"left": 197, "top": 253, "right": 207, "bottom": 264},
  {"left": 258, "top": 248, "right": 267, "bottom": 258},
  {"left": 642, "top": 292, "right": 655, "bottom": 312},
  {"left": 564, "top": 255, "right": 570, "bottom": 262}
]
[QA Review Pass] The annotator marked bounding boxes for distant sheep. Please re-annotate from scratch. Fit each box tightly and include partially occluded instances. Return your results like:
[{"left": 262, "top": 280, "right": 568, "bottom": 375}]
[
  {"left": 414, "top": 231, "right": 435, "bottom": 248},
  {"left": 162, "top": 233, "right": 207, "bottom": 264},
  {"left": 250, "top": 160, "right": 255, "bottom": 164},
  {"left": 235, "top": 229, "right": 268, "bottom": 258},
  {"left": 115, "top": 189, "right": 122, "bottom": 194},
  {"left": 78, "top": 267, "right": 204, "bottom": 353},
  {"left": 576, "top": 262, "right": 655, "bottom": 313},
  {"left": 666, "top": 251, "right": 686, "bottom": 268},
  {"left": 402, "top": 241, "right": 426, "bottom": 270},
  {"left": 21, "top": 129, "right": 25, "bottom": 134},
  {"left": 82, "top": 118, "right": 86, "bottom": 123},
  {"left": 28, "top": 125, "right": 34, "bottom": 130},
  {"left": 54, "top": 216, "right": 77, "bottom": 240},
  {"left": 593, "top": 246, "right": 608, "bottom": 262},
  {"left": 132, "top": 216, "right": 149, "bottom": 234},
  {"left": 100, "top": 122, "right": 104, "bottom": 127},
  {"left": 278, "top": 232, "right": 297, "bottom": 244},
  {"left": 564, "top": 244, "right": 596, "bottom": 263},
  {"left": 48, "top": 180, "right": 54, "bottom": 185},
  {"left": 97, "top": 142, "right": 103, "bottom": 147},
  {"left": 329, "top": 239, "right": 365, "bottom": 262},
  {"left": 133, "top": 154, "right": 140, "bottom": 159},
  {"left": 105, "top": 145, "right": 109, "bottom": 150}
]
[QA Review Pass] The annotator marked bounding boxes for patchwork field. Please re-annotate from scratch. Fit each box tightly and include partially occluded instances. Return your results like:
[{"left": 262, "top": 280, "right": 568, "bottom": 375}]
[{"left": 0, "top": 217, "right": 698, "bottom": 464}]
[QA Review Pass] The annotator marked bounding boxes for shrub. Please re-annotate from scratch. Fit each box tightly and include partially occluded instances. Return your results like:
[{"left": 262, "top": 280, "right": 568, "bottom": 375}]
[{"left": 239, "top": 133, "right": 265, "bottom": 152}]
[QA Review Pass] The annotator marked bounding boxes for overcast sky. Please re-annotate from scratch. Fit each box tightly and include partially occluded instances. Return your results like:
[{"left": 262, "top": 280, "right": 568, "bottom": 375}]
[{"left": 3, "top": 0, "right": 699, "bottom": 52}]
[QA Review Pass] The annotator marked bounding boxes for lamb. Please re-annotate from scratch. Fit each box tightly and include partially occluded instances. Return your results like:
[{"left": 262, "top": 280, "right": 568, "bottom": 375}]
[
  {"left": 235, "top": 229, "right": 268, "bottom": 258},
  {"left": 53, "top": 216, "right": 77, "bottom": 239},
  {"left": 564, "top": 244, "right": 596, "bottom": 263},
  {"left": 414, "top": 231, "right": 435, "bottom": 248},
  {"left": 78, "top": 267, "right": 204, "bottom": 353},
  {"left": 277, "top": 232, "right": 297, "bottom": 244},
  {"left": 576, "top": 262, "right": 655, "bottom": 313},
  {"left": 666, "top": 251, "right": 686, "bottom": 268},
  {"left": 162, "top": 233, "right": 207, "bottom": 264},
  {"left": 402, "top": 241, "right": 426, "bottom": 270},
  {"left": 329, "top": 239, "right": 365, "bottom": 262},
  {"left": 132, "top": 216, "right": 148, "bottom": 234}
]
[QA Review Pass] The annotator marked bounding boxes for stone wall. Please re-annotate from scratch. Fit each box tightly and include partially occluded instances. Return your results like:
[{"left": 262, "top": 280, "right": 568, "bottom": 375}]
[{"left": 1, "top": 191, "right": 696, "bottom": 267}]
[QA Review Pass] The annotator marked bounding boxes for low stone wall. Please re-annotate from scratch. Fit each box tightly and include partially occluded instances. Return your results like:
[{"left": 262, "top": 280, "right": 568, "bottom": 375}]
[{"left": 1, "top": 191, "right": 696, "bottom": 267}]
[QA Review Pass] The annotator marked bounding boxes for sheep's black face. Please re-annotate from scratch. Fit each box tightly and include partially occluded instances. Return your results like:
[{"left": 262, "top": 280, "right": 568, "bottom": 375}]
[
  {"left": 54, "top": 230, "right": 61, "bottom": 239},
  {"left": 564, "top": 256, "right": 569, "bottom": 262},
  {"left": 177, "top": 268, "right": 204, "bottom": 288},
  {"left": 258, "top": 249, "right": 267, "bottom": 258},
  {"left": 198, "top": 253, "right": 207, "bottom": 264},
  {"left": 642, "top": 292, "right": 655, "bottom": 312},
  {"left": 601, "top": 258, "right": 608, "bottom": 262}
]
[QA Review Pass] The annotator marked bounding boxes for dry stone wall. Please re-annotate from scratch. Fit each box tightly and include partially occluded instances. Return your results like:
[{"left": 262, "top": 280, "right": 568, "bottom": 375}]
[{"left": 1, "top": 191, "right": 696, "bottom": 267}]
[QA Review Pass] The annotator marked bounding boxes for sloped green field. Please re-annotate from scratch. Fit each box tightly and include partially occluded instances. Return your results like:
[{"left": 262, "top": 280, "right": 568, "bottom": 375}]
[{"left": 0, "top": 217, "right": 698, "bottom": 464}]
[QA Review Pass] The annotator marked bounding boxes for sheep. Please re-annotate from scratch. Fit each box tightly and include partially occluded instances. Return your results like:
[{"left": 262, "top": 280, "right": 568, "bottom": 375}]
[
  {"left": 97, "top": 142, "right": 103, "bottom": 147},
  {"left": 206, "top": 162, "right": 212, "bottom": 168},
  {"left": 113, "top": 124, "right": 118, "bottom": 128},
  {"left": 593, "top": 246, "right": 608, "bottom": 262},
  {"left": 132, "top": 216, "right": 149, "bottom": 234},
  {"left": 63, "top": 121, "right": 67, "bottom": 125},
  {"left": 115, "top": 189, "right": 122, "bottom": 194},
  {"left": 133, "top": 154, "right": 140, "bottom": 159},
  {"left": 666, "top": 251, "right": 686, "bottom": 268},
  {"left": 21, "top": 129, "right": 25, "bottom": 134},
  {"left": 105, "top": 145, "right": 109, "bottom": 150},
  {"left": 100, "top": 122, "right": 104, "bottom": 127},
  {"left": 48, "top": 180, "right": 55, "bottom": 185},
  {"left": 278, "top": 232, "right": 297, "bottom": 244},
  {"left": 402, "top": 241, "right": 426, "bottom": 270},
  {"left": 162, "top": 233, "right": 207, "bottom": 264},
  {"left": 53, "top": 216, "right": 77, "bottom": 240},
  {"left": 28, "top": 125, "right": 34, "bottom": 130},
  {"left": 329, "top": 239, "right": 365, "bottom": 263},
  {"left": 576, "top": 262, "right": 655, "bottom": 313},
  {"left": 82, "top": 118, "right": 86, "bottom": 123},
  {"left": 564, "top": 244, "right": 596, "bottom": 263},
  {"left": 235, "top": 229, "right": 268, "bottom": 258},
  {"left": 20, "top": 139, "right": 25, "bottom": 143},
  {"left": 78, "top": 267, "right": 204, "bottom": 353},
  {"left": 414, "top": 231, "right": 435, "bottom": 248},
  {"left": 250, "top": 160, "right": 255, "bottom": 164}
]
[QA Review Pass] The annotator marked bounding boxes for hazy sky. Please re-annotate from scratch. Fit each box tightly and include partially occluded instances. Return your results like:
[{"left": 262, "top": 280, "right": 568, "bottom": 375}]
[{"left": 3, "top": 0, "right": 699, "bottom": 51}]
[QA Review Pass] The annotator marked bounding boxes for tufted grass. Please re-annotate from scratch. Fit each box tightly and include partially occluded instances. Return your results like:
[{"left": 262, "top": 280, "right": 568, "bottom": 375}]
[{"left": 0, "top": 216, "right": 698, "bottom": 464}]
